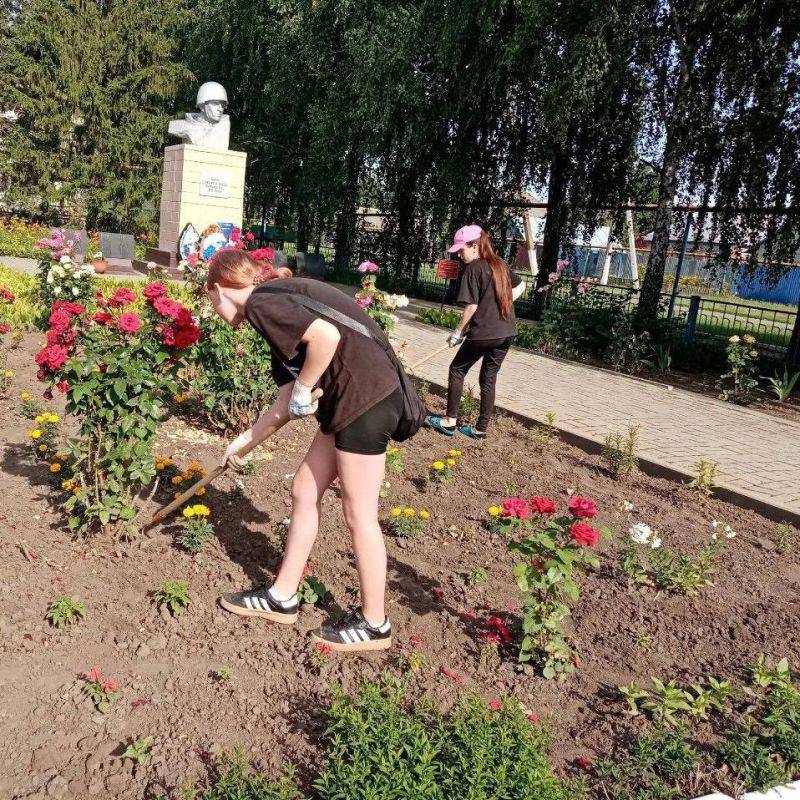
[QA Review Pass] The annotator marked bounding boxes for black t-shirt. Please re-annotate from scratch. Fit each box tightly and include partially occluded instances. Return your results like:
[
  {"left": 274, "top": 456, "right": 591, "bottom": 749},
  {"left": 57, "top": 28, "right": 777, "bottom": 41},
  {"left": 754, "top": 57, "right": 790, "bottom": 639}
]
[
  {"left": 457, "top": 258, "right": 523, "bottom": 340},
  {"left": 244, "top": 278, "right": 400, "bottom": 434}
]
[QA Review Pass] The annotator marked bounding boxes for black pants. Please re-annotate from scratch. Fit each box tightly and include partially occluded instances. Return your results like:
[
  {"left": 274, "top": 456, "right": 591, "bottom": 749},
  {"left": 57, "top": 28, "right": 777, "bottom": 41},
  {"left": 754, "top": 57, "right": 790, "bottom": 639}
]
[{"left": 446, "top": 337, "right": 513, "bottom": 431}]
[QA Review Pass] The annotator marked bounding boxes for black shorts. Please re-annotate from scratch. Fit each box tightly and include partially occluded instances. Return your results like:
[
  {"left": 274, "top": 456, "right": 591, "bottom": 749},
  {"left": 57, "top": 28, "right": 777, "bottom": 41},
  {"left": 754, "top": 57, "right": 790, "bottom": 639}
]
[{"left": 334, "top": 386, "right": 403, "bottom": 455}]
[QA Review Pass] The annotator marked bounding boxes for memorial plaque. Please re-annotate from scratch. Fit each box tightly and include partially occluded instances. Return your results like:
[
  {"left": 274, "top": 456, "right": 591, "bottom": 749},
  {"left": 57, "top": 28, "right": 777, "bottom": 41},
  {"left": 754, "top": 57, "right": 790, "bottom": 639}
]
[
  {"left": 99, "top": 232, "right": 135, "bottom": 260},
  {"left": 437, "top": 258, "right": 461, "bottom": 280},
  {"left": 199, "top": 172, "right": 229, "bottom": 198}
]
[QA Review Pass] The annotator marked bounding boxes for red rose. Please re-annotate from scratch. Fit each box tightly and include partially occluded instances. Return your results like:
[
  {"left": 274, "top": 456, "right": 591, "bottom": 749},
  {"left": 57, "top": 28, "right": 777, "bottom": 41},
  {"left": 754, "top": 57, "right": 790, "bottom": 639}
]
[
  {"left": 43, "top": 389, "right": 52, "bottom": 400},
  {"left": 568, "top": 495, "right": 598, "bottom": 519},
  {"left": 51, "top": 301, "right": 84, "bottom": 316},
  {"left": 570, "top": 522, "right": 601, "bottom": 548},
  {"left": 0, "top": 288, "right": 15, "bottom": 303},
  {"left": 0, "top": 323, "right": 9, "bottom": 334},
  {"left": 118, "top": 312, "right": 141, "bottom": 333},
  {"left": 501, "top": 497, "right": 529, "bottom": 520},
  {"left": 529, "top": 496, "right": 557, "bottom": 514},
  {"left": 37, "top": 369, "right": 46, "bottom": 380},
  {"left": 143, "top": 282, "right": 168, "bottom": 303},
  {"left": 245, "top": 231, "right": 255, "bottom": 242},
  {"left": 107, "top": 288, "right": 136, "bottom": 308},
  {"left": 153, "top": 296, "right": 183, "bottom": 319},
  {"left": 48, "top": 309, "right": 72, "bottom": 332},
  {"left": 34, "top": 344, "right": 69, "bottom": 371},
  {"left": 92, "top": 311, "right": 113, "bottom": 325},
  {"left": 94, "top": 291, "right": 106, "bottom": 308},
  {"left": 56, "top": 381, "right": 70, "bottom": 393},
  {"left": 172, "top": 325, "right": 199, "bottom": 349}
]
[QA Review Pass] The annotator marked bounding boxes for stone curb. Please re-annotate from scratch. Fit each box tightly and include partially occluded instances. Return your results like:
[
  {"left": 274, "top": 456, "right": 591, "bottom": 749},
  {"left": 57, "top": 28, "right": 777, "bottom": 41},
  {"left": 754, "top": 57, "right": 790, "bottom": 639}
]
[{"left": 693, "top": 780, "right": 800, "bottom": 800}]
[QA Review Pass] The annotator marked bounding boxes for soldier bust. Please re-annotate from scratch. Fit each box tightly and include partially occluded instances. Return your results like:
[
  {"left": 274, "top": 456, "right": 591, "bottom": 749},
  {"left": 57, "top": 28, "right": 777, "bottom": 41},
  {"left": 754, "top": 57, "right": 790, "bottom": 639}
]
[{"left": 168, "top": 82, "right": 231, "bottom": 150}]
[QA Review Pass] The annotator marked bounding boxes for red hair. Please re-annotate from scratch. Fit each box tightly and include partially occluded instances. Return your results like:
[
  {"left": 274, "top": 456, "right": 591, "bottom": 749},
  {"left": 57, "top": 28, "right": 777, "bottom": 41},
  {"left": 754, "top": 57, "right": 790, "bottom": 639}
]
[
  {"left": 206, "top": 248, "right": 292, "bottom": 289},
  {"left": 471, "top": 231, "right": 512, "bottom": 319}
]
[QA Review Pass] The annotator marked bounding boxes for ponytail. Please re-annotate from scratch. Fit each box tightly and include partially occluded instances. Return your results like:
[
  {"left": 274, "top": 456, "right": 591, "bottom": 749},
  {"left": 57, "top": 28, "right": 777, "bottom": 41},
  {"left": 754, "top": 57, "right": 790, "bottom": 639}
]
[
  {"left": 476, "top": 231, "right": 512, "bottom": 319},
  {"left": 206, "top": 248, "right": 292, "bottom": 290}
]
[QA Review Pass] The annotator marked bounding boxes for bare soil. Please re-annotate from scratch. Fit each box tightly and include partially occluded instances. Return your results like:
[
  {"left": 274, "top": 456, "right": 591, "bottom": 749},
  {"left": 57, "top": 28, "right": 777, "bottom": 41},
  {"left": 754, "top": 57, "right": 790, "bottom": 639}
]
[{"left": 1, "top": 332, "right": 798, "bottom": 800}]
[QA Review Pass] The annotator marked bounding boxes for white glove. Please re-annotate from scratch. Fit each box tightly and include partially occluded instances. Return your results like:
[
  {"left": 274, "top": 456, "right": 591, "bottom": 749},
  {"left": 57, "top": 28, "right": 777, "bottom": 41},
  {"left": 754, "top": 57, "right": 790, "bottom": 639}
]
[
  {"left": 447, "top": 330, "right": 465, "bottom": 347},
  {"left": 223, "top": 431, "right": 253, "bottom": 471},
  {"left": 288, "top": 378, "right": 318, "bottom": 418}
]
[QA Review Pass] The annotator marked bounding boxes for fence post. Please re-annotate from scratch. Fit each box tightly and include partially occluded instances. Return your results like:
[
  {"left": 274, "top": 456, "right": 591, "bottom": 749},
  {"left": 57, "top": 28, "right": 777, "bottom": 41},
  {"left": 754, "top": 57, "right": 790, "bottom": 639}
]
[
  {"left": 684, "top": 294, "right": 701, "bottom": 344},
  {"left": 668, "top": 211, "right": 693, "bottom": 320},
  {"left": 787, "top": 299, "right": 800, "bottom": 370}
]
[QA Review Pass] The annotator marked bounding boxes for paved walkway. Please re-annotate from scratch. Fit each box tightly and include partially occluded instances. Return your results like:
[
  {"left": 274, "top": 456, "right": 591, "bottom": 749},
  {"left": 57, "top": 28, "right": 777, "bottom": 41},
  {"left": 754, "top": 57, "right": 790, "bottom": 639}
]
[{"left": 394, "top": 316, "right": 800, "bottom": 524}]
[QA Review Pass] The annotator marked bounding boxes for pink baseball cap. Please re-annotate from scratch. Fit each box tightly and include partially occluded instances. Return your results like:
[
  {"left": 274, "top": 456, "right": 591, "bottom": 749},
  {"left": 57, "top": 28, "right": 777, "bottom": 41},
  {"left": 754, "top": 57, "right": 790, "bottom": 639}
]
[{"left": 447, "top": 224, "right": 483, "bottom": 253}]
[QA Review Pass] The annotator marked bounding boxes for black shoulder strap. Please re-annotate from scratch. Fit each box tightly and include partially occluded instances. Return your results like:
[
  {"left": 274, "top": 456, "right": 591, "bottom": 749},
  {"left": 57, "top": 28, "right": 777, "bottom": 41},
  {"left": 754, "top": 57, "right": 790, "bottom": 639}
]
[{"left": 254, "top": 284, "right": 395, "bottom": 359}]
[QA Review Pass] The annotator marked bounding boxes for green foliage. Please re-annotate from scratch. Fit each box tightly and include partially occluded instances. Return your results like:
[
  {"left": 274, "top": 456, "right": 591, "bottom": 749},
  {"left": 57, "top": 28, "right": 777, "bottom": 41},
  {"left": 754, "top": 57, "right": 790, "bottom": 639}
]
[
  {"left": 19, "top": 395, "right": 44, "bottom": 419},
  {"left": 767, "top": 368, "right": 800, "bottom": 403},
  {"left": 531, "top": 412, "right": 558, "bottom": 453},
  {"left": 314, "top": 679, "right": 579, "bottom": 800},
  {"left": 458, "top": 385, "right": 480, "bottom": 425},
  {"left": 46, "top": 595, "right": 85, "bottom": 627},
  {"left": 123, "top": 736, "right": 155, "bottom": 765},
  {"left": 505, "top": 503, "right": 607, "bottom": 677},
  {"left": 602, "top": 426, "right": 639, "bottom": 480},
  {"left": 595, "top": 726, "right": 701, "bottom": 800},
  {"left": 0, "top": 217, "right": 50, "bottom": 258},
  {"left": 191, "top": 316, "right": 277, "bottom": 434},
  {"left": 296, "top": 576, "right": 328, "bottom": 606},
  {"left": 178, "top": 518, "right": 215, "bottom": 553},
  {"left": 0, "top": 265, "right": 40, "bottom": 330},
  {"left": 416, "top": 307, "right": 462, "bottom": 329},
  {"left": 0, "top": 0, "right": 192, "bottom": 234},
  {"left": 689, "top": 459, "right": 719, "bottom": 496},
  {"left": 190, "top": 748, "right": 302, "bottom": 800},
  {"left": 155, "top": 580, "right": 190, "bottom": 616},
  {"left": 718, "top": 730, "right": 789, "bottom": 791},
  {"left": 719, "top": 335, "right": 761, "bottom": 404},
  {"left": 770, "top": 523, "right": 796, "bottom": 554},
  {"left": 467, "top": 565, "right": 488, "bottom": 586},
  {"left": 385, "top": 446, "right": 404, "bottom": 473}
]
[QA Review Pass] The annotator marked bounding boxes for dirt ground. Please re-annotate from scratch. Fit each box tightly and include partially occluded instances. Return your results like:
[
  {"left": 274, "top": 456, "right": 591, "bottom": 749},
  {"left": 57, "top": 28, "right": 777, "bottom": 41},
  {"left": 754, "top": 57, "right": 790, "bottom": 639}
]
[{"left": 1, "top": 332, "right": 798, "bottom": 800}]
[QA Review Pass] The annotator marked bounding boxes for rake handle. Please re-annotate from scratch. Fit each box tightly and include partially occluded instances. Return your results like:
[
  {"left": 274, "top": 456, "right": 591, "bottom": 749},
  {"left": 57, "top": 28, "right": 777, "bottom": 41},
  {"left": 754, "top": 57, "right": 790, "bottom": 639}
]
[{"left": 409, "top": 342, "right": 451, "bottom": 372}]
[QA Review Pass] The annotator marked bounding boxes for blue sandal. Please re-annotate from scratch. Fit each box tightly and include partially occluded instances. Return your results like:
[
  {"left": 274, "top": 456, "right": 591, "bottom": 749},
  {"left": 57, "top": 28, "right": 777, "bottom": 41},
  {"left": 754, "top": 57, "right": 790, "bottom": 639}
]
[
  {"left": 458, "top": 424, "right": 487, "bottom": 440},
  {"left": 425, "top": 415, "right": 456, "bottom": 436}
]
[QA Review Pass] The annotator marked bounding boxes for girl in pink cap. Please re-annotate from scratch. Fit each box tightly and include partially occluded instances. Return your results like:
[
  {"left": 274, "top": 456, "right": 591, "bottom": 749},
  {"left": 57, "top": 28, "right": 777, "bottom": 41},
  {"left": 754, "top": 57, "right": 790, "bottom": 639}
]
[{"left": 426, "top": 225, "right": 525, "bottom": 439}]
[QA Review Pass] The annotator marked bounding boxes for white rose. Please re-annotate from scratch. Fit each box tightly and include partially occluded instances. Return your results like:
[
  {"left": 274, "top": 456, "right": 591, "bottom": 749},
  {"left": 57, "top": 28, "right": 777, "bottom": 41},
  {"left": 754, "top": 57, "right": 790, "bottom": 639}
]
[
  {"left": 46, "top": 274, "right": 54, "bottom": 284},
  {"left": 650, "top": 536, "right": 662, "bottom": 549},
  {"left": 395, "top": 295, "right": 409, "bottom": 308},
  {"left": 53, "top": 286, "right": 61, "bottom": 295},
  {"left": 59, "top": 255, "right": 71, "bottom": 265},
  {"left": 629, "top": 522, "right": 652, "bottom": 545},
  {"left": 72, "top": 286, "right": 79, "bottom": 296}
]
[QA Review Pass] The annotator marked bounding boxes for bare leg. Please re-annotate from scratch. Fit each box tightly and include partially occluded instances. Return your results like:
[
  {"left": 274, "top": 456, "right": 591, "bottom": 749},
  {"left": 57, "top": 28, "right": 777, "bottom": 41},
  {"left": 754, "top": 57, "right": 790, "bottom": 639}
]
[
  {"left": 336, "top": 448, "right": 387, "bottom": 622},
  {"left": 272, "top": 430, "right": 337, "bottom": 597}
]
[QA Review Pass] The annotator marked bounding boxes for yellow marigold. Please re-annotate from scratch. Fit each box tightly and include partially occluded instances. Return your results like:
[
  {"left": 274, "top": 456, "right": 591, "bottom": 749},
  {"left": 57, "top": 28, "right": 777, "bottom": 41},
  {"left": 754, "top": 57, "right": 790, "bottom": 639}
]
[
  {"left": 46, "top": 413, "right": 59, "bottom": 423},
  {"left": 195, "top": 487, "right": 206, "bottom": 496},
  {"left": 432, "top": 461, "right": 445, "bottom": 470},
  {"left": 61, "top": 479, "right": 73, "bottom": 491},
  {"left": 38, "top": 444, "right": 48, "bottom": 452},
  {"left": 3, "top": 370, "right": 12, "bottom": 379},
  {"left": 20, "top": 391, "right": 30, "bottom": 400},
  {"left": 171, "top": 475, "right": 184, "bottom": 485},
  {"left": 387, "top": 447, "right": 398, "bottom": 454},
  {"left": 182, "top": 507, "right": 195, "bottom": 518},
  {"left": 404, "top": 507, "right": 415, "bottom": 517},
  {"left": 34, "top": 415, "right": 45, "bottom": 424},
  {"left": 419, "top": 510, "right": 430, "bottom": 520},
  {"left": 449, "top": 449, "right": 461, "bottom": 457},
  {"left": 29, "top": 429, "right": 42, "bottom": 439},
  {"left": 55, "top": 453, "right": 67, "bottom": 460},
  {"left": 488, "top": 506, "right": 501, "bottom": 517},
  {"left": 446, "top": 458, "right": 456, "bottom": 466},
  {"left": 72, "top": 486, "right": 80, "bottom": 495},
  {"left": 187, "top": 461, "right": 202, "bottom": 472},
  {"left": 390, "top": 507, "right": 402, "bottom": 517},
  {"left": 173, "top": 393, "right": 186, "bottom": 403},
  {"left": 191, "top": 504, "right": 210, "bottom": 517},
  {"left": 49, "top": 462, "right": 62, "bottom": 473}
]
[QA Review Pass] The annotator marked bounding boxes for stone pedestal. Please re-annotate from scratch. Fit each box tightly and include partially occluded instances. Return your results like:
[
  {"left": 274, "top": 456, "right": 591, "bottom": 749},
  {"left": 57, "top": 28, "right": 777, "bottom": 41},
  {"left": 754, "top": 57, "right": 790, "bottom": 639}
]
[{"left": 134, "top": 144, "right": 247, "bottom": 277}]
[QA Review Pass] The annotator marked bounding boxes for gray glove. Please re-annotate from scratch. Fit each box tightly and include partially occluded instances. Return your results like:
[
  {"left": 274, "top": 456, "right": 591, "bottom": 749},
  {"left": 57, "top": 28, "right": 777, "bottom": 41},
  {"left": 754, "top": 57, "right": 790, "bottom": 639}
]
[{"left": 447, "top": 330, "right": 465, "bottom": 347}]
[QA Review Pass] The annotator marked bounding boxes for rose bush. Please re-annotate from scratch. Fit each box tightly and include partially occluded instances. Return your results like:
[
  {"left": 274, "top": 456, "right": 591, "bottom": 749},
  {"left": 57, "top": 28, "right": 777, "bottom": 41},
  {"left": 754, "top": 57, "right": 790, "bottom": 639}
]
[
  {"left": 487, "top": 495, "right": 610, "bottom": 678},
  {"left": 33, "top": 283, "right": 200, "bottom": 534},
  {"left": 353, "top": 262, "right": 409, "bottom": 335},
  {"left": 34, "top": 230, "right": 94, "bottom": 323}
]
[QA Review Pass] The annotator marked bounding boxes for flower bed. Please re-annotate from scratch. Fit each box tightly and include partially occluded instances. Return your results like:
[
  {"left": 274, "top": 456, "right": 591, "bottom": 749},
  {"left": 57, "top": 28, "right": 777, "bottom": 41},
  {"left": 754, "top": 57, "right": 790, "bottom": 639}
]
[{"left": 0, "top": 337, "right": 798, "bottom": 798}]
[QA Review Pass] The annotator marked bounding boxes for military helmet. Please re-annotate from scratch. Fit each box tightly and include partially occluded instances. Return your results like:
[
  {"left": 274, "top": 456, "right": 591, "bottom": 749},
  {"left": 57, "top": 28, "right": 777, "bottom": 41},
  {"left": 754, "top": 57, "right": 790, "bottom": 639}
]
[{"left": 196, "top": 82, "right": 228, "bottom": 108}]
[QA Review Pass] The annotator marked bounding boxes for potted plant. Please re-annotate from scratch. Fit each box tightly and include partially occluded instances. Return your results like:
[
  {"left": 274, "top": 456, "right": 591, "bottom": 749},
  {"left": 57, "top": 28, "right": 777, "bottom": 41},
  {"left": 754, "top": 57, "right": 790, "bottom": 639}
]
[{"left": 91, "top": 251, "right": 108, "bottom": 274}]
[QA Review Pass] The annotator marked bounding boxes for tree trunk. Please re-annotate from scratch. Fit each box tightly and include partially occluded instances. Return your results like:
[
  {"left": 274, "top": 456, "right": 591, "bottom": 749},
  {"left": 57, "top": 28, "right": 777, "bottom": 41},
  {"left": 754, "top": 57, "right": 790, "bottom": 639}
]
[
  {"left": 636, "top": 4, "right": 694, "bottom": 324},
  {"left": 333, "top": 151, "right": 359, "bottom": 272},
  {"left": 296, "top": 204, "right": 310, "bottom": 253},
  {"left": 538, "top": 147, "right": 570, "bottom": 289}
]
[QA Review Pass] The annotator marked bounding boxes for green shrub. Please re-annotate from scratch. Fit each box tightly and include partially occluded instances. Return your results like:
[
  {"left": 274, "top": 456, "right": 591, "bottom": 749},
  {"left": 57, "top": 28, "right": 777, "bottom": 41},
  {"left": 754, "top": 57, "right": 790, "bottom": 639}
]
[
  {"left": 596, "top": 726, "right": 701, "bottom": 800},
  {"left": 0, "top": 265, "right": 40, "bottom": 329},
  {"left": 0, "top": 217, "right": 50, "bottom": 258},
  {"left": 190, "top": 748, "right": 302, "bottom": 800},
  {"left": 718, "top": 729, "right": 789, "bottom": 791},
  {"left": 46, "top": 595, "right": 85, "bottom": 627},
  {"left": 190, "top": 316, "right": 277, "bottom": 434},
  {"left": 315, "top": 679, "right": 579, "bottom": 800}
]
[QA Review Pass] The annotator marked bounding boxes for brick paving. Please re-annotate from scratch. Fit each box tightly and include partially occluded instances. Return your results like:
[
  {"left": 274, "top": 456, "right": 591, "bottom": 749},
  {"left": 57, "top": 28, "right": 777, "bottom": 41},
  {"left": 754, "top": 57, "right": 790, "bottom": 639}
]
[{"left": 394, "top": 316, "right": 800, "bottom": 523}]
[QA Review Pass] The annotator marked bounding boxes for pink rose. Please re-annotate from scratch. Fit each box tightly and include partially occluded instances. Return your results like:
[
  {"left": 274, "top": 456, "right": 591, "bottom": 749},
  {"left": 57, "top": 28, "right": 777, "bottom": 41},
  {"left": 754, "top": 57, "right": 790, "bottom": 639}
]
[
  {"left": 117, "top": 312, "right": 142, "bottom": 333},
  {"left": 529, "top": 496, "right": 557, "bottom": 514},
  {"left": 357, "top": 261, "right": 379, "bottom": 274},
  {"left": 568, "top": 495, "right": 598, "bottom": 519},
  {"left": 356, "top": 295, "right": 373, "bottom": 308}
]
